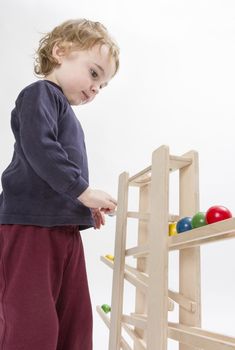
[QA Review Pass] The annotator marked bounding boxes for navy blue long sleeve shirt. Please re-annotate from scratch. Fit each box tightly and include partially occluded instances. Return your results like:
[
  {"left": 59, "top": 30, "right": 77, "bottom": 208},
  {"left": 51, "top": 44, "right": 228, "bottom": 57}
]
[{"left": 0, "top": 80, "right": 94, "bottom": 229}]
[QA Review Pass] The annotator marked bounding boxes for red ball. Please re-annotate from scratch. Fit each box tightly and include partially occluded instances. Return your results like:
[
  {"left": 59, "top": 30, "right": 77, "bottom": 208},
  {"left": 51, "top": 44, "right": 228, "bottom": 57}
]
[{"left": 205, "top": 205, "right": 232, "bottom": 224}]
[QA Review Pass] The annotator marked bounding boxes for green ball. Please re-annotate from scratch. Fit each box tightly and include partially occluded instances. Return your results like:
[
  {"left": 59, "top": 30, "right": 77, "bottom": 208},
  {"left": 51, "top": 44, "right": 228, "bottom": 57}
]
[
  {"left": 101, "top": 304, "right": 111, "bottom": 313},
  {"left": 192, "top": 212, "right": 207, "bottom": 228}
]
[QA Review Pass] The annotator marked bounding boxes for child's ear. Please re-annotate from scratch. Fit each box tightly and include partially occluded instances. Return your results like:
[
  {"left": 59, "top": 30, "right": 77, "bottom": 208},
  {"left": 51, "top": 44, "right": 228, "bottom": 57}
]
[{"left": 52, "top": 43, "right": 66, "bottom": 64}]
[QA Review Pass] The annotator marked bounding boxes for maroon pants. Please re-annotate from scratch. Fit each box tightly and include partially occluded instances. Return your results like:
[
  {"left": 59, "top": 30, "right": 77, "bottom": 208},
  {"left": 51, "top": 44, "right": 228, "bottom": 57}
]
[{"left": 0, "top": 224, "right": 92, "bottom": 350}]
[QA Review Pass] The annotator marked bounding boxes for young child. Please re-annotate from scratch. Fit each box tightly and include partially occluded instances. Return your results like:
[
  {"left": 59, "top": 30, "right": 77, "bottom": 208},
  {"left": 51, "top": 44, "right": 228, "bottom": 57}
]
[{"left": 0, "top": 19, "right": 119, "bottom": 350}]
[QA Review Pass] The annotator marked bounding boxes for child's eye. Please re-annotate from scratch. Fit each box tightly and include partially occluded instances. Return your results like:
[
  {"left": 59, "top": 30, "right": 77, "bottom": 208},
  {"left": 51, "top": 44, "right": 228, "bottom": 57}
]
[{"left": 90, "top": 69, "right": 98, "bottom": 78}]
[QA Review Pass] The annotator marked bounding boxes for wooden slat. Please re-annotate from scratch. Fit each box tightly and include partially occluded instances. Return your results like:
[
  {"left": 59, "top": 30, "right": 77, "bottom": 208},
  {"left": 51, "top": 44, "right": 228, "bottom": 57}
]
[
  {"left": 96, "top": 305, "right": 110, "bottom": 328},
  {"left": 168, "top": 289, "right": 197, "bottom": 313},
  {"left": 128, "top": 153, "right": 192, "bottom": 187},
  {"left": 169, "top": 155, "right": 192, "bottom": 172},
  {"left": 125, "top": 244, "right": 149, "bottom": 258},
  {"left": 112, "top": 211, "right": 179, "bottom": 223},
  {"left": 128, "top": 166, "right": 151, "bottom": 187},
  {"left": 122, "top": 314, "right": 147, "bottom": 329},
  {"left": 101, "top": 255, "right": 114, "bottom": 268},
  {"left": 124, "top": 270, "right": 147, "bottom": 293},
  {"left": 169, "top": 218, "right": 235, "bottom": 250},
  {"left": 125, "top": 264, "right": 149, "bottom": 284},
  {"left": 101, "top": 256, "right": 148, "bottom": 291},
  {"left": 168, "top": 322, "right": 235, "bottom": 349},
  {"left": 122, "top": 323, "right": 146, "bottom": 350},
  {"left": 127, "top": 211, "right": 150, "bottom": 220},
  {"left": 180, "top": 325, "right": 235, "bottom": 345},
  {"left": 131, "top": 313, "right": 147, "bottom": 320},
  {"left": 101, "top": 256, "right": 149, "bottom": 284}
]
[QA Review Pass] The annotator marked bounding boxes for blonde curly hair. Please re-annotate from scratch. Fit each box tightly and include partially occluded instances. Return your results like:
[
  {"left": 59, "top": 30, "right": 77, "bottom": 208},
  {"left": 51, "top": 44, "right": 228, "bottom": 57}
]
[{"left": 34, "top": 19, "right": 120, "bottom": 77}]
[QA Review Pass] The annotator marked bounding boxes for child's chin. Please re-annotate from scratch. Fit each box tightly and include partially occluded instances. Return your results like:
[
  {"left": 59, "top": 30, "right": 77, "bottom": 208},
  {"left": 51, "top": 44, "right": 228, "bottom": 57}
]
[
  {"left": 72, "top": 99, "right": 86, "bottom": 106},
  {"left": 80, "top": 99, "right": 91, "bottom": 105},
  {"left": 74, "top": 97, "right": 93, "bottom": 106}
]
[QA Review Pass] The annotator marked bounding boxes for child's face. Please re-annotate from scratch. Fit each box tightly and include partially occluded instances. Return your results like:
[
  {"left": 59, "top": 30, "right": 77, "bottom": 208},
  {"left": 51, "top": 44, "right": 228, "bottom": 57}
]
[{"left": 47, "top": 44, "right": 116, "bottom": 106}]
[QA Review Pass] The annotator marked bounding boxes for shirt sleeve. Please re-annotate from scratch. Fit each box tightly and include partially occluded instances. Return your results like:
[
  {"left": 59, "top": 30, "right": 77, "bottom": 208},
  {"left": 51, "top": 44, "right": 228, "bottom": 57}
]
[{"left": 18, "top": 83, "right": 89, "bottom": 199}]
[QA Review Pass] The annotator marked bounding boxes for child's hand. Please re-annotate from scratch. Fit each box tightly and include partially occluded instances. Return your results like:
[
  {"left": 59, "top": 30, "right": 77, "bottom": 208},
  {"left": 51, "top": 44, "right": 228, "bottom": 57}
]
[
  {"left": 91, "top": 208, "right": 105, "bottom": 229},
  {"left": 78, "top": 187, "right": 117, "bottom": 212}
]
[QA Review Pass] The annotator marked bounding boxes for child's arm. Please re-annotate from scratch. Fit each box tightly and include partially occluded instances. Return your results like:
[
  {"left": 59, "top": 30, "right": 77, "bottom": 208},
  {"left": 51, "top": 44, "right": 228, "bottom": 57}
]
[{"left": 17, "top": 85, "right": 89, "bottom": 200}]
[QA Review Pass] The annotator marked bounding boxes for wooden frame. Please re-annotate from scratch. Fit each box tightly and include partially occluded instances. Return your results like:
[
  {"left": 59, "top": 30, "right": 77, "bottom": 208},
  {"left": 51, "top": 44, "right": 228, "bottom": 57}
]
[{"left": 97, "top": 145, "right": 235, "bottom": 349}]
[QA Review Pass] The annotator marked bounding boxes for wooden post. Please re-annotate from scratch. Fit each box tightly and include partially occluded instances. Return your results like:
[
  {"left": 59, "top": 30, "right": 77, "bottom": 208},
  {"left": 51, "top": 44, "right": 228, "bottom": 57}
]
[
  {"left": 109, "top": 172, "right": 129, "bottom": 350},
  {"left": 146, "top": 145, "right": 170, "bottom": 349},
  {"left": 134, "top": 183, "right": 150, "bottom": 349},
  {"left": 179, "top": 151, "right": 201, "bottom": 350}
]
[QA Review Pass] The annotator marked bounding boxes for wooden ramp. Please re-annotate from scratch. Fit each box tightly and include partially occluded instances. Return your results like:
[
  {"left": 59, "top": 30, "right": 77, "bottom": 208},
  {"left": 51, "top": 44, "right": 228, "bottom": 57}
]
[{"left": 97, "top": 145, "right": 235, "bottom": 350}]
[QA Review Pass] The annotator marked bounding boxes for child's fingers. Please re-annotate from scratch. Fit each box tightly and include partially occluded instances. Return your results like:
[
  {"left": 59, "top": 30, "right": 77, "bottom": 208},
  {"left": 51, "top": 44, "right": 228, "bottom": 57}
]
[
  {"left": 92, "top": 209, "right": 105, "bottom": 229},
  {"left": 100, "top": 211, "right": 105, "bottom": 225},
  {"left": 101, "top": 207, "right": 116, "bottom": 215}
]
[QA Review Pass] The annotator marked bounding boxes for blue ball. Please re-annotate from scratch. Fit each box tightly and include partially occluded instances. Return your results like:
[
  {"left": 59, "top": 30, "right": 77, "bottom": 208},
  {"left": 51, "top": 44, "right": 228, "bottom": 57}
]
[{"left": 176, "top": 217, "right": 192, "bottom": 233}]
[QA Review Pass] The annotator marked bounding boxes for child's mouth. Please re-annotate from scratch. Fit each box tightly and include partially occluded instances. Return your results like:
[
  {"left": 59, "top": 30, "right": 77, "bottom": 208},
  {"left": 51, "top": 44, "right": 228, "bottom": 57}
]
[{"left": 81, "top": 91, "right": 89, "bottom": 103}]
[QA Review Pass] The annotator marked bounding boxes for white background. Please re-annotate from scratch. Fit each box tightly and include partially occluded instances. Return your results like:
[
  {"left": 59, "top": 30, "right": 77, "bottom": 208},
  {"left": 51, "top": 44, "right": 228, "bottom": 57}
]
[{"left": 1, "top": 0, "right": 235, "bottom": 349}]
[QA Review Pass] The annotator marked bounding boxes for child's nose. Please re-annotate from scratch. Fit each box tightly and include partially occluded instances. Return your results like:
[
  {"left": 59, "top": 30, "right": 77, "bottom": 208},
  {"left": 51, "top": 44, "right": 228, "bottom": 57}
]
[{"left": 91, "top": 84, "right": 100, "bottom": 95}]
